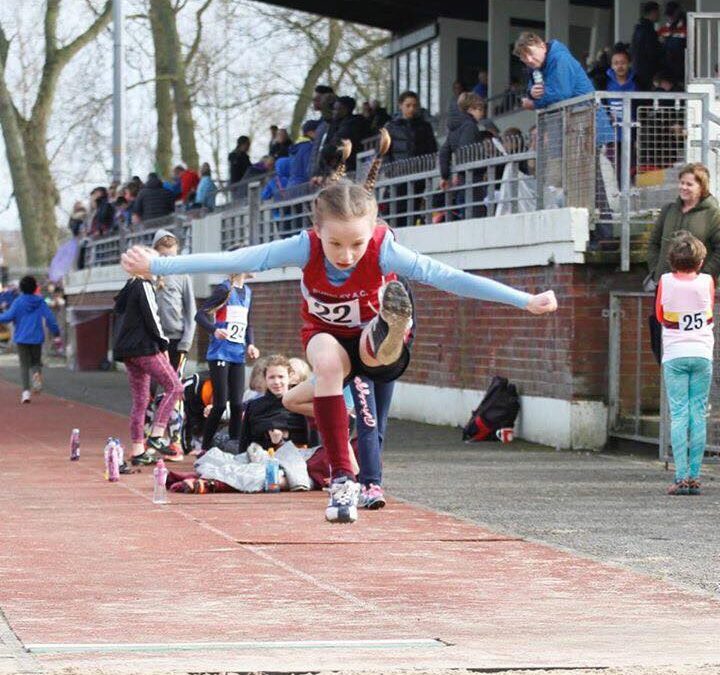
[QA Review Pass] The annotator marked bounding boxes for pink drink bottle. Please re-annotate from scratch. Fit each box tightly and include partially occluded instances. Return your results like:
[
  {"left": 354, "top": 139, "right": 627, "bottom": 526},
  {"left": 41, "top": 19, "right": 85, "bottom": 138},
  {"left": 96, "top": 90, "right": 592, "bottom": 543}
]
[{"left": 70, "top": 429, "right": 80, "bottom": 461}]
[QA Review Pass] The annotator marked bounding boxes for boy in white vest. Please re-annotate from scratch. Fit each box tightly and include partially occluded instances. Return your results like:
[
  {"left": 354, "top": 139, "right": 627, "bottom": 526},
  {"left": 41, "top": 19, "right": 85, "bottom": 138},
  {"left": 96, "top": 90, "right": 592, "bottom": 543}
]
[{"left": 656, "top": 230, "right": 714, "bottom": 495}]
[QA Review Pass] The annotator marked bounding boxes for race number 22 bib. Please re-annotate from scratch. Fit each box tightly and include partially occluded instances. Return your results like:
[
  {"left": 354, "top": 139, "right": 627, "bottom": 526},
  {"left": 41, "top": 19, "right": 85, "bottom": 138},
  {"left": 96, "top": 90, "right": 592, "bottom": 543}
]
[
  {"left": 225, "top": 305, "right": 248, "bottom": 344},
  {"left": 308, "top": 297, "right": 361, "bottom": 327}
]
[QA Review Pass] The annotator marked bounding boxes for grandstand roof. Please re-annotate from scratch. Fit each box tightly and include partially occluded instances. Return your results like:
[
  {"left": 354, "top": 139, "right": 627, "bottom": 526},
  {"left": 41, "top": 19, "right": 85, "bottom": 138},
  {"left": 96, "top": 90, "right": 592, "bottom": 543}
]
[{"left": 257, "top": 0, "right": 612, "bottom": 32}]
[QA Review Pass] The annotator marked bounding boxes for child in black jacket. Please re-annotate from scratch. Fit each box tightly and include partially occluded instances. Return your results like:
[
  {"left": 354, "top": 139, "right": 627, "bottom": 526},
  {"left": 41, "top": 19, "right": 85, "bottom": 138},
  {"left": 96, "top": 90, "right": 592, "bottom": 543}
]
[{"left": 113, "top": 274, "right": 184, "bottom": 465}]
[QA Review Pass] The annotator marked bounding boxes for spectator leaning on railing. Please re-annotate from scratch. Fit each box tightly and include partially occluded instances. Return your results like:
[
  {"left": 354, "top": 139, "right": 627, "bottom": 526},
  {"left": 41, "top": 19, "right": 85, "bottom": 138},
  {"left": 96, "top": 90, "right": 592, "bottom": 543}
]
[
  {"left": 132, "top": 172, "right": 175, "bottom": 226},
  {"left": 327, "top": 96, "right": 370, "bottom": 172},
  {"left": 288, "top": 120, "right": 320, "bottom": 188},
  {"left": 87, "top": 186, "right": 114, "bottom": 238},
  {"left": 308, "top": 85, "right": 336, "bottom": 179},
  {"left": 194, "top": 162, "right": 217, "bottom": 211},
  {"left": 438, "top": 92, "right": 494, "bottom": 220},
  {"left": 228, "top": 136, "right": 251, "bottom": 186},
  {"left": 515, "top": 32, "right": 595, "bottom": 112},
  {"left": 385, "top": 90, "right": 438, "bottom": 227},
  {"left": 385, "top": 91, "right": 437, "bottom": 163}
]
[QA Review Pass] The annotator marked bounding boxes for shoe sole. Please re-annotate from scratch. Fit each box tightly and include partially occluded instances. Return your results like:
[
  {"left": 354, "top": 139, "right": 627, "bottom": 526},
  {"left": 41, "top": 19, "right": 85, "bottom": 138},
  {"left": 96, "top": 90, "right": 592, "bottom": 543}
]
[
  {"left": 365, "top": 498, "right": 386, "bottom": 510},
  {"left": 376, "top": 281, "right": 413, "bottom": 364},
  {"left": 325, "top": 505, "right": 358, "bottom": 523}
]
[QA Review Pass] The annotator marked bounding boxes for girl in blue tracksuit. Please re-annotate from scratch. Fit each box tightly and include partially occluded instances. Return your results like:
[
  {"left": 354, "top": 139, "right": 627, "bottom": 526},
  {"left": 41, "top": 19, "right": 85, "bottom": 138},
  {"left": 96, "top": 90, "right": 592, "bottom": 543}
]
[
  {"left": 195, "top": 273, "right": 259, "bottom": 451},
  {"left": 0, "top": 276, "right": 59, "bottom": 403}
]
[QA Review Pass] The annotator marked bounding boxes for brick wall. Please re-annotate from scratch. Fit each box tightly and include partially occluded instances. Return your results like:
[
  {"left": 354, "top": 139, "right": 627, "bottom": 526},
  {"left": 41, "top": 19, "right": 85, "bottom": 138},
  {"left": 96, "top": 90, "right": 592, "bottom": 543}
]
[
  {"left": 238, "top": 264, "right": 649, "bottom": 404},
  {"left": 69, "top": 263, "right": 655, "bottom": 409}
]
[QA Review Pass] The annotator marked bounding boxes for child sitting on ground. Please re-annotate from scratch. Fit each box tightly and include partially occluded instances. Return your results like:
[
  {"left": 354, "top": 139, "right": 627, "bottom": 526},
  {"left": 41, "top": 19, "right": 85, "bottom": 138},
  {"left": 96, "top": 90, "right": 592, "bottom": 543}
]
[{"left": 242, "top": 357, "right": 267, "bottom": 405}]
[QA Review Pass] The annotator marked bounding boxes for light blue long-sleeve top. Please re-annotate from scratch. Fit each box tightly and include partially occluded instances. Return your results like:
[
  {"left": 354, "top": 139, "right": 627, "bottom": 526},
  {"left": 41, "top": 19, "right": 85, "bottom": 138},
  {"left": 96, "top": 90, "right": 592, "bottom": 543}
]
[{"left": 150, "top": 229, "right": 532, "bottom": 309}]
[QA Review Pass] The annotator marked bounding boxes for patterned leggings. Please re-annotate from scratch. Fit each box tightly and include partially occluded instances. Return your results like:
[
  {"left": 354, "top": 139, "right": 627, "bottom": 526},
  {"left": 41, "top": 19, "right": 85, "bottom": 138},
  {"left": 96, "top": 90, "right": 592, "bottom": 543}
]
[{"left": 125, "top": 353, "right": 184, "bottom": 443}]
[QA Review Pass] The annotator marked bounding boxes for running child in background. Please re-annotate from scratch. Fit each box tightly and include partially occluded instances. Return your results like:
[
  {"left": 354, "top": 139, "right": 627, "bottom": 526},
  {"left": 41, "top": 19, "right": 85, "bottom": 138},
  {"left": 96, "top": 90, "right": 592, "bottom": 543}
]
[
  {"left": 195, "top": 273, "right": 260, "bottom": 454},
  {"left": 113, "top": 262, "right": 184, "bottom": 465},
  {"left": 0, "top": 275, "right": 60, "bottom": 404},
  {"left": 656, "top": 231, "right": 714, "bottom": 496},
  {"left": 122, "top": 134, "right": 557, "bottom": 523}
]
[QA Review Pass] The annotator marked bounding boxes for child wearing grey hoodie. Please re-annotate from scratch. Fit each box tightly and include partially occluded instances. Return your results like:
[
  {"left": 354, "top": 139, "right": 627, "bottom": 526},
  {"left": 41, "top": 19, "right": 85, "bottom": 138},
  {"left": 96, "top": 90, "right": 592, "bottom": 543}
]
[{"left": 150, "top": 229, "right": 196, "bottom": 457}]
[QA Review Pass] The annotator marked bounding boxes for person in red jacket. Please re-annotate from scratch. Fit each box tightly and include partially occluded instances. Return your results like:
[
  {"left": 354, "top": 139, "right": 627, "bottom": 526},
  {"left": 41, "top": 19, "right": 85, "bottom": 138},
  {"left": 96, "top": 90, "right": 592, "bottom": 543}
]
[{"left": 175, "top": 164, "right": 200, "bottom": 204}]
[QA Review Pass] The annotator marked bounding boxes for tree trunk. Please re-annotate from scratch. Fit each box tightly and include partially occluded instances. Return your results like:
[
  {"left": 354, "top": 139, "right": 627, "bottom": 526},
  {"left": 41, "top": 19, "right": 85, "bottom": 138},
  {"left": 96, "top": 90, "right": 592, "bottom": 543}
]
[
  {"left": 22, "top": 123, "right": 59, "bottom": 263},
  {"left": 0, "top": 3, "right": 111, "bottom": 266},
  {"left": 0, "top": 74, "right": 42, "bottom": 266},
  {"left": 289, "top": 20, "right": 343, "bottom": 139},
  {"left": 173, "top": 58, "right": 199, "bottom": 170},
  {"left": 149, "top": 0, "right": 175, "bottom": 178}
]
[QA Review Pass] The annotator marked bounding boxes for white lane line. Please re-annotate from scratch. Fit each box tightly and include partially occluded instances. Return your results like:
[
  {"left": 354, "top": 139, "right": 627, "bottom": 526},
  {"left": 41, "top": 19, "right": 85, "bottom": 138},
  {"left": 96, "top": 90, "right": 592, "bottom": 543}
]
[{"left": 27, "top": 638, "right": 446, "bottom": 654}]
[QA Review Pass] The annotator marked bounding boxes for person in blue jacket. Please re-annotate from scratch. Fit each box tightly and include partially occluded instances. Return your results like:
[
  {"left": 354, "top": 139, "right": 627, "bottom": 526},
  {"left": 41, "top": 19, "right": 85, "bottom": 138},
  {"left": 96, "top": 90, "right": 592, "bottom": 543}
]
[
  {"left": 606, "top": 44, "right": 638, "bottom": 142},
  {"left": 0, "top": 276, "right": 59, "bottom": 404},
  {"left": 288, "top": 120, "right": 321, "bottom": 188},
  {"left": 195, "top": 273, "right": 260, "bottom": 452},
  {"left": 515, "top": 31, "right": 614, "bottom": 144}
]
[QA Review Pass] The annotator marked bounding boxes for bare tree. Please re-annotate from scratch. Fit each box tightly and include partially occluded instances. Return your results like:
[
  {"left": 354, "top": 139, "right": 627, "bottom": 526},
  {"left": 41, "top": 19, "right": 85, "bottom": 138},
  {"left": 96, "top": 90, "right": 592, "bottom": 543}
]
[
  {"left": 0, "top": 0, "right": 111, "bottom": 266},
  {"left": 253, "top": 10, "right": 390, "bottom": 139}
]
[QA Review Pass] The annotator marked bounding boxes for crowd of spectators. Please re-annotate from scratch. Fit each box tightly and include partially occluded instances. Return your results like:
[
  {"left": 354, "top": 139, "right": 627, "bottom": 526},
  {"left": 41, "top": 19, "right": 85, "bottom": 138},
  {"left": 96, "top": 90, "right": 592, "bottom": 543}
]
[
  {"left": 73, "top": 0, "right": 689, "bottom": 246},
  {"left": 69, "top": 162, "right": 219, "bottom": 242}
]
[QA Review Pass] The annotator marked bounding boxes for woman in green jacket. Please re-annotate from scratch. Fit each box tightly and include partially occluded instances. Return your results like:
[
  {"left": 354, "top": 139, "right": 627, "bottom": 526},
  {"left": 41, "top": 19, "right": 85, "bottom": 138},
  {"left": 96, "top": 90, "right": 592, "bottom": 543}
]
[{"left": 647, "top": 163, "right": 720, "bottom": 284}]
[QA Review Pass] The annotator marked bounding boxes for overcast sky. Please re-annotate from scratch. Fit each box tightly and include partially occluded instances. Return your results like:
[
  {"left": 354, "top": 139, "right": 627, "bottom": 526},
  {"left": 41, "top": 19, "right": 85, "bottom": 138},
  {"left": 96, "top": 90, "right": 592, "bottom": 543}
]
[{"left": 0, "top": 0, "right": 347, "bottom": 231}]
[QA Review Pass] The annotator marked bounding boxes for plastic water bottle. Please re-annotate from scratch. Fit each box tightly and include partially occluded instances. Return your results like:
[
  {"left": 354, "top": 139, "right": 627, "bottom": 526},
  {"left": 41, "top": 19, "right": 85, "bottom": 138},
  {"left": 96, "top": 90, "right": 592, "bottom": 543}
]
[
  {"left": 153, "top": 459, "right": 169, "bottom": 504},
  {"left": 113, "top": 438, "right": 125, "bottom": 470},
  {"left": 107, "top": 440, "right": 120, "bottom": 482},
  {"left": 70, "top": 429, "right": 80, "bottom": 461},
  {"left": 103, "top": 437, "right": 115, "bottom": 480},
  {"left": 264, "top": 448, "right": 281, "bottom": 493},
  {"left": 532, "top": 69, "right": 544, "bottom": 86}
]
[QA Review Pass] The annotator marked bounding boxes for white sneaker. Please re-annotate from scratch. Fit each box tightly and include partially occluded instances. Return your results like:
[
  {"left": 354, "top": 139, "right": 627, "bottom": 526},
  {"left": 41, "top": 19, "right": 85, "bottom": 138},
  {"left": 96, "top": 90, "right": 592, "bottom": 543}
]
[
  {"left": 21, "top": 390, "right": 31, "bottom": 404},
  {"left": 325, "top": 476, "right": 360, "bottom": 523}
]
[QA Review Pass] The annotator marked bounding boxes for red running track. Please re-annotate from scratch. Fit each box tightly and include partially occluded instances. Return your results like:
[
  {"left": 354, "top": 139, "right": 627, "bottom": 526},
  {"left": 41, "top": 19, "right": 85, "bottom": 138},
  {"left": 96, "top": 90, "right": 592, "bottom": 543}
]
[{"left": 0, "top": 377, "right": 719, "bottom": 673}]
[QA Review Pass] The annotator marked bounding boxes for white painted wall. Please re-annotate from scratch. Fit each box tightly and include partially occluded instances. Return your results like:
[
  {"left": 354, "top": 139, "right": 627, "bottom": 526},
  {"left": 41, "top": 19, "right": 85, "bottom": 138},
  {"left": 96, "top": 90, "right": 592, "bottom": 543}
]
[{"left": 389, "top": 380, "right": 607, "bottom": 450}]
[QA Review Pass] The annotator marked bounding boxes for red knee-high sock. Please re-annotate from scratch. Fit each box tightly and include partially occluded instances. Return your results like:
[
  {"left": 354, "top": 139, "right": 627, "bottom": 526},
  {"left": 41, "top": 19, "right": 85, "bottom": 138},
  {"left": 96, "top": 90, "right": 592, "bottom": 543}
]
[{"left": 313, "top": 394, "right": 354, "bottom": 479}]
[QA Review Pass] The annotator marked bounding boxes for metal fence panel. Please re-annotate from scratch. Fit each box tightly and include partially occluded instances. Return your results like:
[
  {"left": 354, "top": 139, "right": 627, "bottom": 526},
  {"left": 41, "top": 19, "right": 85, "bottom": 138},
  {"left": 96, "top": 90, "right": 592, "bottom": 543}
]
[
  {"left": 608, "top": 291, "right": 719, "bottom": 464},
  {"left": 687, "top": 12, "right": 720, "bottom": 83}
]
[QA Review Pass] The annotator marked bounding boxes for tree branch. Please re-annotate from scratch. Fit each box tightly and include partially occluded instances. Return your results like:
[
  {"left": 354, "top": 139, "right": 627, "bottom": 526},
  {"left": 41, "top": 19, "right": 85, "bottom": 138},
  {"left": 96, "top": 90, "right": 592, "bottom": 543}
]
[
  {"left": 56, "top": 0, "right": 112, "bottom": 66},
  {"left": 184, "top": 0, "right": 213, "bottom": 68}
]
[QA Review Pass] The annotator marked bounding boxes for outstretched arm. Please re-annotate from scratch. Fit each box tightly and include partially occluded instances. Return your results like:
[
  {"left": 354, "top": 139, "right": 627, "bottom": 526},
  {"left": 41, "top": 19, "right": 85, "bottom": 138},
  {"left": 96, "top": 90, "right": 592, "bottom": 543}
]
[
  {"left": 380, "top": 233, "right": 557, "bottom": 314},
  {"left": 122, "top": 231, "right": 311, "bottom": 278}
]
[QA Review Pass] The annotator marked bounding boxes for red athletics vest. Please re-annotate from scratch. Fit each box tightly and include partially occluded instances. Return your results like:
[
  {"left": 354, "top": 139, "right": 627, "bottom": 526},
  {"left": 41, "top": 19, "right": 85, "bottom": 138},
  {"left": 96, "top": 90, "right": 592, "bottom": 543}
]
[{"left": 300, "top": 224, "right": 395, "bottom": 345}]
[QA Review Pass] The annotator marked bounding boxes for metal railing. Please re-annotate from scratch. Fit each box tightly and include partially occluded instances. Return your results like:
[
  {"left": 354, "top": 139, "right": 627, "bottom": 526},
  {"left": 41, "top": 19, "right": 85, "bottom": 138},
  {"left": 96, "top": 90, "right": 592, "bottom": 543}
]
[
  {"left": 81, "top": 90, "right": 718, "bottom": 271},
  {"left": 687, "top": 12, "right": 720, "bottom": 84},
  {"left": 217, "top": 138, "right": 536, "bottom": 250},
  {"left": 537, "top": 90, "right": 715, "bottom": 271},
  {"left": 83, "top": 213, "right": 195, "bottom": 268},
  {"left": 608, "top": 290, "right": 719, "bottom": 465}
]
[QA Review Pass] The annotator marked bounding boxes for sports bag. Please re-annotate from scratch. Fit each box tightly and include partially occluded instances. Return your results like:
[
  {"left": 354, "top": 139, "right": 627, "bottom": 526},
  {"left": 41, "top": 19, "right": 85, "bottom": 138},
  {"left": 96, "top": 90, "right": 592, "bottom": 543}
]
[{"left": 462, "top": 376, "right": 520, "bottom": 442}]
